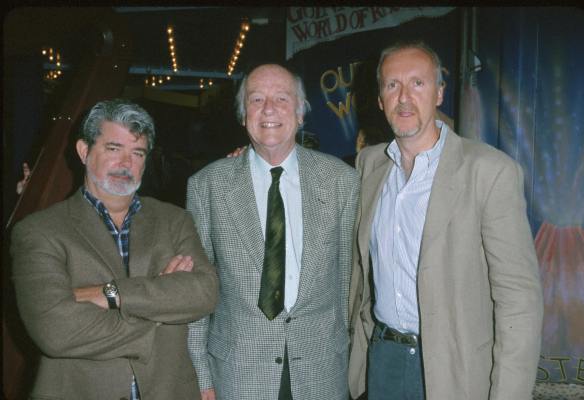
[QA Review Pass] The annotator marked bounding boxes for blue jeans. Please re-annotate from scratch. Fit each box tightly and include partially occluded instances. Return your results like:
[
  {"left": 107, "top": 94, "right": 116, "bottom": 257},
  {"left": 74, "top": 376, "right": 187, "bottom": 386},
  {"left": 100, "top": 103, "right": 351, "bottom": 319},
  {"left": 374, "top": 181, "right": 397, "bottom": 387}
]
[{"left": 367, "top": 324, "right": 425, "bottom": 400}]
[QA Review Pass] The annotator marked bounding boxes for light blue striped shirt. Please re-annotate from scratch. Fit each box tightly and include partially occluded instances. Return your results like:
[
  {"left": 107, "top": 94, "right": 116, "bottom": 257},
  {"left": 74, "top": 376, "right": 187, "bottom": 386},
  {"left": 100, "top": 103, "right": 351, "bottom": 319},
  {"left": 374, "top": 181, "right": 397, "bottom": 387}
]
[
  {"left": 249, "top": 146, "right": 303, "bottom": 312},
  {"left": 370, "top": 120, "right": 448, "bottom": 334}
]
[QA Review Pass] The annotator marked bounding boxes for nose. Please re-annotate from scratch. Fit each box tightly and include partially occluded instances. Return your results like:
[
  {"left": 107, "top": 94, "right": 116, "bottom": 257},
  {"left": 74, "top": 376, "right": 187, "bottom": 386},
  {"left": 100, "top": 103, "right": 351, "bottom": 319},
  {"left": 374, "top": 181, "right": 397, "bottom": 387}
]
[
  {"left": 262, "top": 97, "right": 275, "bottom": 115},
  {"left": 119, "top": 150, "right": 133, "bottom": 168},
  {"left": 398, "top": 85, "right": 410, "bottom": 104}
]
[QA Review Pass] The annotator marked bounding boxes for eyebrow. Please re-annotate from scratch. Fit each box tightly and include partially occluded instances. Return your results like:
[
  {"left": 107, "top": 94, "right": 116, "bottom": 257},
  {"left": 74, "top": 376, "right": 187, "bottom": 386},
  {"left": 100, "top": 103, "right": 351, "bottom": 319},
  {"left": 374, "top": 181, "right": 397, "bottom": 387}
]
[{"left": 105, "top": 141, "right": 148, "bottom": 154}]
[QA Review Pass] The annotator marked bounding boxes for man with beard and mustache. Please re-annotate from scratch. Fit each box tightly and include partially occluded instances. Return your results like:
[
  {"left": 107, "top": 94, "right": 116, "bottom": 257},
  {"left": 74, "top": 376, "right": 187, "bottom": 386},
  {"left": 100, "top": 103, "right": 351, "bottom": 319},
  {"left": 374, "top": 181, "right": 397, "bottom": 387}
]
[
  {"left": 10, "top": 99, "right": 218, "bottom": 400},
  {"left": 348, "top": 42, "right": 543, "bottom": 400}
]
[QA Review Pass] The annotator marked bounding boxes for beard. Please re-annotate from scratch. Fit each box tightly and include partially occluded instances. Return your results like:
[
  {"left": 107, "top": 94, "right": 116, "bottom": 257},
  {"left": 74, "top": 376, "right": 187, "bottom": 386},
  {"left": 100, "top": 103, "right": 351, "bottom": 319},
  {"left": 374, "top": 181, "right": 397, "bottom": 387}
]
[
  {"left": 389, "top": 105, "right": 422, "bottom": 138},
  {"left": 88, "top": 168, "right": 141, "bottom": 197}
]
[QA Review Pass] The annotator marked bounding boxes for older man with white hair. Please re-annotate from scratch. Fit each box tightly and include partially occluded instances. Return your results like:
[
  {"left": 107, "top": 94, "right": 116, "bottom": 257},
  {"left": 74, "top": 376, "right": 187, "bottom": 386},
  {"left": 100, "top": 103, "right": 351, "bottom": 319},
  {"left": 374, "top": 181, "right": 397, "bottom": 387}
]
[{"left": 187, "top": 64, "right": 360, "bottom": 400}]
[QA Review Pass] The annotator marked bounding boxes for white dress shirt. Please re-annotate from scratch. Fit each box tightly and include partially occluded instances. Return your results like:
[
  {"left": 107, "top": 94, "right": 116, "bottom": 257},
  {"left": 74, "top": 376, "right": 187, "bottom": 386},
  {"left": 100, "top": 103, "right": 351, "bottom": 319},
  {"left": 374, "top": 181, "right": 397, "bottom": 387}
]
[
  {"left": 370, "top": 120, "right": 448, "bottom": 334},
  {"left": 249, "top": 146, "right": 303, "bottom": 311}
]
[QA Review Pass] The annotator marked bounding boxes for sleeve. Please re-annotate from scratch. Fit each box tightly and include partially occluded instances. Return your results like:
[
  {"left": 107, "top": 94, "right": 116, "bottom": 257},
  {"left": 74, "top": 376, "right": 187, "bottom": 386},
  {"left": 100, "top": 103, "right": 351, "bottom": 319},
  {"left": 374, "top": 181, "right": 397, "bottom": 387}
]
[
  {"left": 115, "top": 210, "right": 219, "bottom": 325},
  {"left": 11, "top": 221, "right": 156, "bottom": 362},
  {"left": 338, "top": 168, "right": 361, "bottom": 328},
  {"left": 185, "top": 174, "right": 215, "bottom": 391},
  {"left": 481, "top": 160, "right": 544, "bottom": 400}
]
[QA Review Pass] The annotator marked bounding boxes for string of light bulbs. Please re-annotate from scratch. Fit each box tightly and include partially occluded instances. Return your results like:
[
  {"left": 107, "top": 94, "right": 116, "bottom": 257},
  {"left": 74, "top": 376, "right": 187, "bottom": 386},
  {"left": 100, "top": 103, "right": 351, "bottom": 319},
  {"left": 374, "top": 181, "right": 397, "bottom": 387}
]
[
  {"left": 145, "top": 25, "right": 179, "bottom": 87},
  {"left": 227, "top": 20, "right": 250, "bottom": 76},
  {"left": 167, "top": 25, "right": 179, "bottom": 73},
  {"left": 200, "top": 78, "right": 214, "bottom": 89},
  {"left": 42, "top": 47, "right": 62, "bottom": 80}
]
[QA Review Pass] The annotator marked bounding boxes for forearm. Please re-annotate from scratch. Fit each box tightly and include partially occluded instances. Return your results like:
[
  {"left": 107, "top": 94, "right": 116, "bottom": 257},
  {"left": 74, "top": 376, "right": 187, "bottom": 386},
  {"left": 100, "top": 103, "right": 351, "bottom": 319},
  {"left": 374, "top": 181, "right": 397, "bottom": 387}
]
[
  {"left": 117, "top": 266, "right": 218, "bottom": 324},
  {"left": 15, "top": 275, "right": 156, "bottom": 360},
  {"left": 339, "top": 172, "right": 360, "bottom": 327},
  {"left": 188, "top": 316, "right": 213, "bottom": 390},
  {"left": 11, "top": 224, "right": 157, "bottom": 361}
]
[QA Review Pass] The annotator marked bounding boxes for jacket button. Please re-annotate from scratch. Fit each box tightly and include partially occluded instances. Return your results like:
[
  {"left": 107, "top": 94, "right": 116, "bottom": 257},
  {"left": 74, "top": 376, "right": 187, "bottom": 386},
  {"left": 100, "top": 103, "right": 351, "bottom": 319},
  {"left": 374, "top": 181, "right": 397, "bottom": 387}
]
[
  {"left": 285, "top": 317, "right": 291, "bottom": 323},
  {"left": 275, "top": 357, "right": 283, "bottom": 364}
]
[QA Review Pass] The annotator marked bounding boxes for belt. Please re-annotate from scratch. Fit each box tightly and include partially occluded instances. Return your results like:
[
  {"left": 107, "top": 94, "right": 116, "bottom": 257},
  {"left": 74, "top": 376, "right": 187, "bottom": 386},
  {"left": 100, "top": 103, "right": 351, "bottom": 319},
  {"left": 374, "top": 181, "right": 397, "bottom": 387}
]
[{"left": 376, "top": 321, "right": 418, "bottom": 346}]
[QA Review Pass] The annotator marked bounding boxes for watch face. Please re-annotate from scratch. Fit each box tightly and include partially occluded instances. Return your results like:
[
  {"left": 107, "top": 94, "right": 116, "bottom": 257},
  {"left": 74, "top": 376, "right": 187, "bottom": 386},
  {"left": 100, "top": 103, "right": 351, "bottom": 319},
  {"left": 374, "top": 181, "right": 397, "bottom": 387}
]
[{"left": 104, "top": 282, "right": 118, "bottom": 297}]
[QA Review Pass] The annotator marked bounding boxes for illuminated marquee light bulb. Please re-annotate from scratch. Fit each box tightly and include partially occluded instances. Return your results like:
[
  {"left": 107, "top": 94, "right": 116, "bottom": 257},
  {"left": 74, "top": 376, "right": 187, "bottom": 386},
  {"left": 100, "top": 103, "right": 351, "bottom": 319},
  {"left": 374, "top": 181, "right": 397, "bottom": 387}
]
[
  {"left": 167, "top": 25, "right": 179, "bottom": 73},
  {"left": 226, "top": 19, "right": 250, "bottom": 74}
]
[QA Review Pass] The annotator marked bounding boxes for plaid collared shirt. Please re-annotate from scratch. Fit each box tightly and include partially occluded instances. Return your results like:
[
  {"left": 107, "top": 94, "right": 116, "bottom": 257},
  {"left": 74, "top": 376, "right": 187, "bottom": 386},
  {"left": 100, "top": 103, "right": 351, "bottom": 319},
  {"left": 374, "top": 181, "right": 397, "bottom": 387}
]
[{"left": 82, "top": 187, "right": 142, "bottom": 400}]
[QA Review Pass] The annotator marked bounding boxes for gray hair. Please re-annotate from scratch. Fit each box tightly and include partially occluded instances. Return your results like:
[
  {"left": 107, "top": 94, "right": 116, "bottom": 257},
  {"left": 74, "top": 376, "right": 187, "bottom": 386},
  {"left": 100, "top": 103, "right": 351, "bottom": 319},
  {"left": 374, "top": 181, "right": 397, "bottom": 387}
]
[
  {"left": 79, "top": 99, "right": 155, "bottom": 152},
  {"left": 235, "top": 65, "right": 311, "bottom": 126},
  {"left": 376, "top": 41, "right": 444, "bottom": 92}
]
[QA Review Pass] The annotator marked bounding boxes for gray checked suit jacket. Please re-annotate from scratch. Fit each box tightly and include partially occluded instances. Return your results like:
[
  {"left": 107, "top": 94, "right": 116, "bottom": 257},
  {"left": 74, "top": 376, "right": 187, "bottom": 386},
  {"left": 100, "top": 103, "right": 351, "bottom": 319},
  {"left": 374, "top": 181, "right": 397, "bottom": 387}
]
[{"left": 187, "top": 145, "right": 360, "bottom": 400}]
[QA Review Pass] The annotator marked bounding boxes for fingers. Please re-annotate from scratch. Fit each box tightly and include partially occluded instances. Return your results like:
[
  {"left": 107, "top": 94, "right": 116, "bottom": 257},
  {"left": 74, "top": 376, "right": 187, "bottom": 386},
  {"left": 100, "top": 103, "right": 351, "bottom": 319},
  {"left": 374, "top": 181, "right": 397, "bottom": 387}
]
[
  {"left": 160, "top": 255, "right": 194, "bottom": 275},
  {"left": 16, "top": 162, "right": 31, "bottom": 195},
  {"left": 226, "top": 145, "right": 247, "bottom": 158},
  {"left": 201, "top": 389, "right": 216, "bottom": 400}
]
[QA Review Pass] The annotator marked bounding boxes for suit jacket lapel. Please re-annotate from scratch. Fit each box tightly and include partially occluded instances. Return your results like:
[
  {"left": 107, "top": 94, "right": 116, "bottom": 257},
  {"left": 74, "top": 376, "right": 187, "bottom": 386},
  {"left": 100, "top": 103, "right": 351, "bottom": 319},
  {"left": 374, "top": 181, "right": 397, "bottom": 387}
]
[
  {"left": 358, "top": 149, "right": 392, "bottom": 266},
  {"left": 129, "top": 202, "right": 156, "bottom": 277},
  {"left": 225, "top": 149, "right": 265, "bottom": 274},
  {"left": 296, "top": 147, "right": 330, "bottom": 305},
  {"left": 68, "top": 190, "right": 127, "bottom": 279},
  {"left": 419, "top": 130, "right": 465, "bottom": 271}
]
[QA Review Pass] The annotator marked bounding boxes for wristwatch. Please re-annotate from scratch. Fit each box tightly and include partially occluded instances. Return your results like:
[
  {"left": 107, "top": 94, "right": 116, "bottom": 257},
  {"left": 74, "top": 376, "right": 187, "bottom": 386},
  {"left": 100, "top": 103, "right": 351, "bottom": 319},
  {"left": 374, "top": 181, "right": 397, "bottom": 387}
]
[{"left": 103, "top": 281, "right": 119, "bottom": 309}]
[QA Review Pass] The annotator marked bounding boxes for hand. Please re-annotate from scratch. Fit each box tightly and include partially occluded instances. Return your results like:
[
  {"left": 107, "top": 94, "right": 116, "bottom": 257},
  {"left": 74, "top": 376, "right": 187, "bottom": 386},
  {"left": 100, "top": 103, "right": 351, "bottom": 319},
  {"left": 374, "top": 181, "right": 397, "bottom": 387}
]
[
  {"left": 160, "top": 255, "right": 194, "bottom": 275},
  {"left": 16, "top": 162, "right": 31, "bottom": 194},
  {"left": 226, "top": 145, "right": 247, "bottom": 158},
  {"left": 201, "top": 388, "right": 216, "bottom": 400},
  {"left": 74, "top": 285, "right": 111, "bottom": 309}
]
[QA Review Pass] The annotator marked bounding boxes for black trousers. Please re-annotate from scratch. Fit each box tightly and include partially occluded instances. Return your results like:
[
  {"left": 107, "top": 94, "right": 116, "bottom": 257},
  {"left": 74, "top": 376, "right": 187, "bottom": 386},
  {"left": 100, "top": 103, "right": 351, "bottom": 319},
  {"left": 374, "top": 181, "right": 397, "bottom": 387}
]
[{"left": 278, "top": 345, "right": 293, "bottom": 400}]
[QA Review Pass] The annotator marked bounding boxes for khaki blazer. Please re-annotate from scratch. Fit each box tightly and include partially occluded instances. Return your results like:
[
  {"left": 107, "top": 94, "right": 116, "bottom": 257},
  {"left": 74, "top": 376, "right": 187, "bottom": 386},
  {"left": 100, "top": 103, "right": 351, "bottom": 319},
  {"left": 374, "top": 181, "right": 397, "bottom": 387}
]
[
  {"left": 348, "top": 128, "right": 543, "bottom": 400},
  {"left": 11, "top": 190, "right": 218, "bottom": 400},
  {"left": 186, "top": 146, "right": 360, "bottom": 400}
]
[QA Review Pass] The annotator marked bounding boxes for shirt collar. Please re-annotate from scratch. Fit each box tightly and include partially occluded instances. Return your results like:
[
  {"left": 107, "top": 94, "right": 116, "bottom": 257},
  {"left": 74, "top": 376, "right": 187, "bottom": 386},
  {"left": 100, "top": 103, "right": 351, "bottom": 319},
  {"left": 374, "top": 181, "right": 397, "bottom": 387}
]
[
  {"left": 249, "top": 145, "right": 299, "bottom": 180},
  {"left": 81, "top": 186, "right": 142, "bottom": 219},
  {"left": 386, "top": 119, "right": 449, "bottom": 169}
]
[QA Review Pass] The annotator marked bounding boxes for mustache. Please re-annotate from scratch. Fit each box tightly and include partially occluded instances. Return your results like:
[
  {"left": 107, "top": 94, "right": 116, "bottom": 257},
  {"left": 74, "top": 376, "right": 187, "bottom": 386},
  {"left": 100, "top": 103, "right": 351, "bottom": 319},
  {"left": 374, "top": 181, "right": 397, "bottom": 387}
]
[
  {"left": 108, "top": 169, "right": 134, "bottom": 181},
  {"left": 395, "top": 104, "right": 416, "bottom": 113}
]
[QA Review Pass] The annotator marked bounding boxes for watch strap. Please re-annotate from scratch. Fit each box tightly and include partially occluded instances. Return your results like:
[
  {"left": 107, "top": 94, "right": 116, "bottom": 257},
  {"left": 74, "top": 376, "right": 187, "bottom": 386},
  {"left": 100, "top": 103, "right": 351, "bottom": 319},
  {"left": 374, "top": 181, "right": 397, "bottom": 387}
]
[{"left": 103, "top": 281, "right": 119, "bottom": 309}]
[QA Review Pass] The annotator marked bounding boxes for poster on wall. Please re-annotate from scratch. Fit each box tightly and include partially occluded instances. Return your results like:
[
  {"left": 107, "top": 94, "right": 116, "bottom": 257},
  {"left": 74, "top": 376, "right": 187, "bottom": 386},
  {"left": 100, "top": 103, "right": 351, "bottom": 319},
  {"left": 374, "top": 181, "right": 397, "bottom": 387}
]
[
  {"left": 458, "top": 7, "right": 584, "bottom": 385},
  {"left": 287, "top": 7, "right": 458, "bottom": 158},
  {"left": 286, "top": 7, "right": 454, "bottom": 60}
]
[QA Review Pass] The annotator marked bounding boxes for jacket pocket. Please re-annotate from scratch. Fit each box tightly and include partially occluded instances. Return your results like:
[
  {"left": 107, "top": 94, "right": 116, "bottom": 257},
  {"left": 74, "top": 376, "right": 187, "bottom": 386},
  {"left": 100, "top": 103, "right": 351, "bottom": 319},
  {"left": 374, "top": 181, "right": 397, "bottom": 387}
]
[{"left": 208, "top": 332, "right": 233, "bottom": 361}]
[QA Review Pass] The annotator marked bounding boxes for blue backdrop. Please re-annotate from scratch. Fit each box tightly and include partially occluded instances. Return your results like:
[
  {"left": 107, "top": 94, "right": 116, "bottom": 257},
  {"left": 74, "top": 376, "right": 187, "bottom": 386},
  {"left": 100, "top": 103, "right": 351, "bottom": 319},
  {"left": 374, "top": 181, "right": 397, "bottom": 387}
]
[{"left": 466, "top": 7, "right": 584, "bottom": 384}]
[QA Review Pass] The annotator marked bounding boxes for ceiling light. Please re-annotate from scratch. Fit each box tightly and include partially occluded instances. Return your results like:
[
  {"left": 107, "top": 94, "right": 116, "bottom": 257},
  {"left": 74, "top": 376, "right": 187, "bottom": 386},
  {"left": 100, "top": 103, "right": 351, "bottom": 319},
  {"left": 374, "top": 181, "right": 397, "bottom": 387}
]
[
  {"left": 166, "top": 25, "right": 179, "bottom": 75},
  {"left": 226, "top": 18, "right": 251, "bottom": 75}
]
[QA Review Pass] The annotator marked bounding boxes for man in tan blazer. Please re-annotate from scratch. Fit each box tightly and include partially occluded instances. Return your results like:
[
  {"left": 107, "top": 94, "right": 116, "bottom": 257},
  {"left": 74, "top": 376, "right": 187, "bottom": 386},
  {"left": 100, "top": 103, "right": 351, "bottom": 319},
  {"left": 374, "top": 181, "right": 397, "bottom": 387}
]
[
  {"left": 11, "top": 99, "right": 218, "bottom": 400},
  {"left": 348, "top": 42, "right": 543, "bottom": 400}
]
